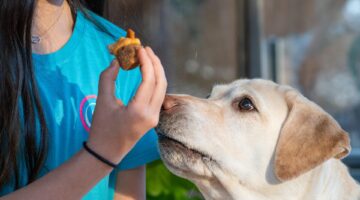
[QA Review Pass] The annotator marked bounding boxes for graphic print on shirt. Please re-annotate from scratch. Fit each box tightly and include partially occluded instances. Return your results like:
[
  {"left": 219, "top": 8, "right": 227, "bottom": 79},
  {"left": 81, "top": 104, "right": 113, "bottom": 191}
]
[{"left": 79, "top": 95, "right": 97, "bottom": 132}]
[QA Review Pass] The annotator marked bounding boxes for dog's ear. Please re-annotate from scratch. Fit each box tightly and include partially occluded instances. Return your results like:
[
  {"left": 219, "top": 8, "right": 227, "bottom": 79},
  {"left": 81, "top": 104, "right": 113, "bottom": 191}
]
[{"left": 274, "top": 92, "right": 350, "bottom": 182}]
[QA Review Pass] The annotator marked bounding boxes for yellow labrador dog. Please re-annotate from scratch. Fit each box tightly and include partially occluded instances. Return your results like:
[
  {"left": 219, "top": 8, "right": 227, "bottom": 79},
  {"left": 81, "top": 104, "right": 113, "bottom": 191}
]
[{"left": 156, "top": 79, "right": 360, "bottom": 200}]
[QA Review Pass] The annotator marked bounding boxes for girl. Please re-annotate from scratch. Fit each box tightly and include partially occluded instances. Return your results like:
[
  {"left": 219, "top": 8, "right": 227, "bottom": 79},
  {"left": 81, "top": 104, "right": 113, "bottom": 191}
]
[{"left": 0, "top": 0, "right": 167, "bottom": 199}]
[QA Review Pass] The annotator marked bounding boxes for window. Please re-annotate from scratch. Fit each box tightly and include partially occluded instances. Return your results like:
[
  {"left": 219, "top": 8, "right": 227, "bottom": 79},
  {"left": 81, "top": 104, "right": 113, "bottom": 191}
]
[{"left": 261, "top": 0, "right": 360, "bottom": 180}]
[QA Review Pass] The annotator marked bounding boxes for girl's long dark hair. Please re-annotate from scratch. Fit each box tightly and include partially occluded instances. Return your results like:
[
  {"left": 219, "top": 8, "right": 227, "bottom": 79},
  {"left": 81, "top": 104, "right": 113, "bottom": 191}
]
[{"left": 0, "top": 0, "right": 106, "bottom": 189}]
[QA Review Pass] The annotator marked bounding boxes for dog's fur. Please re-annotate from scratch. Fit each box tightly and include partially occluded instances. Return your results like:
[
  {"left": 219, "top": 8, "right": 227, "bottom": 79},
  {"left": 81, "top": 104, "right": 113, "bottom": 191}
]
[{"left": 156, "top": 79, "right": 360, "bottom": 200}]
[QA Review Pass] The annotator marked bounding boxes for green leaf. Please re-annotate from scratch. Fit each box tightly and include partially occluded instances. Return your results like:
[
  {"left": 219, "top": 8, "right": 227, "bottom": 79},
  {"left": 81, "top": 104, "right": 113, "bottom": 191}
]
[{"left": 146, "top": 160, "right": 204, "bottom": 200}]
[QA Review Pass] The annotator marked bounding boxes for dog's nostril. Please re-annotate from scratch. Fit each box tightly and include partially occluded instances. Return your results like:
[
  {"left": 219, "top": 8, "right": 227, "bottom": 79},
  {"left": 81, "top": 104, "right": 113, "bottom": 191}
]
[{"left": 162, "top": 96, "right": 180, "bottom": 111}]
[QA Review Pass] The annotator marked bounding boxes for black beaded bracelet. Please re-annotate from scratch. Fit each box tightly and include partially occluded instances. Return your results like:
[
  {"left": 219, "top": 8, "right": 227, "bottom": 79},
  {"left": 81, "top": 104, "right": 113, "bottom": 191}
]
[{"left": 83, "top": 142, "right": 117, "bottom": 168}]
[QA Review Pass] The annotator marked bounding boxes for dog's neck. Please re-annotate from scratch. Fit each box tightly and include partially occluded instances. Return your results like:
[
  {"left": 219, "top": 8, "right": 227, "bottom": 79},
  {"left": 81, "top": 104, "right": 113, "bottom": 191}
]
[
  {"left": 194, "top": 172, "right": 270, "bottom": 200},
  {"left": 195, "top": 159, "right": 360, "bottom": 200},
  {"left": 300, "top": 159, "right": 360, "bottom": 200},
  {"left": 193, "top": 178, "right": 233, "bottom": 200}
]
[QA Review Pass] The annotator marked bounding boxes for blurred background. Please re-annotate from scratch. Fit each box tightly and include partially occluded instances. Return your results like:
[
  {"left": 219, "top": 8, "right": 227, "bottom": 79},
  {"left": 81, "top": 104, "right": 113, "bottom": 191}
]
[{"left": 87, "top": 0, "right": 360, "bottom": 199}]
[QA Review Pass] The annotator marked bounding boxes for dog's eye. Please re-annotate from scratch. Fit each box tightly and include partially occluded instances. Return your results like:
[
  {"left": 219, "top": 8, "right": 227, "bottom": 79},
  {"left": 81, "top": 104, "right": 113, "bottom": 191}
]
[{"left": 238, "top": 98, "right": 255, "bottom": 111}]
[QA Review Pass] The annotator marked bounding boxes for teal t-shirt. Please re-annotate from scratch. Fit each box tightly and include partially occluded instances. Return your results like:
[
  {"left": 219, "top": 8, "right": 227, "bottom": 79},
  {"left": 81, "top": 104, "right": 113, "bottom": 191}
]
[{"left": 0, "top": 10, "right": 160, "bottom": 199}]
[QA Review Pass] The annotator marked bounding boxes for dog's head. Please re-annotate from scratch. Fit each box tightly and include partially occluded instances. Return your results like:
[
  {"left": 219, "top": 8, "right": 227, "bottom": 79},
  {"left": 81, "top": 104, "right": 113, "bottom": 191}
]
[{"left": 156, "top": 79, "right": 350, "bottom": 187}]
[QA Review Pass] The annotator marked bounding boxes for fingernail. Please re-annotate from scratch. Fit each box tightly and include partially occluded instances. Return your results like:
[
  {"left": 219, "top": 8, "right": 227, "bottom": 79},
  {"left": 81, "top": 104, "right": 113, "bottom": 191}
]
[
  {"left": 110, "top": 59, "right": 118, "bottom": 67},
  {"left": 139, "top": 47, "right": 145, "bottom": 53}
]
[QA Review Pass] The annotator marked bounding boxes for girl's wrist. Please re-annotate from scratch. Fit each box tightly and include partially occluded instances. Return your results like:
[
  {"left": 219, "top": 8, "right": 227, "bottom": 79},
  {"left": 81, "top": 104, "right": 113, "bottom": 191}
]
[
  {"left": 83, "top": 142, "right": 118, "bottom": 168},
  {"left": 86, "top": 138, "right": 127, "bottom": 165}
]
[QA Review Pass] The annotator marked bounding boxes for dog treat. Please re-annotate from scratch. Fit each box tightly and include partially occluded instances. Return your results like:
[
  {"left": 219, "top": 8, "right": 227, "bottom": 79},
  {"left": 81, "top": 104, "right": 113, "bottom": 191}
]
[{"left": 109, "top": 29, "right": 141, "bottom": 70}]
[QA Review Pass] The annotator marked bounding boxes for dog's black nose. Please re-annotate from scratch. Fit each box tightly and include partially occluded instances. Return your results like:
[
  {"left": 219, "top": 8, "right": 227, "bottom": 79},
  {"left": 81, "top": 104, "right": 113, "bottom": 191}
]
[{"left": 162, "top": 95, "right": 180, "bottom": 111}]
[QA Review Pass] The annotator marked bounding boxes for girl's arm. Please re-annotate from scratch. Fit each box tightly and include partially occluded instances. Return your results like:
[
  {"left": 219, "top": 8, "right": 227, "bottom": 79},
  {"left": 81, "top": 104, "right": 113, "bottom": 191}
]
[
  {"left": 1, "top": 47, "right": 167, "bottom": 200},
  {"left": 114, "top": 166, "right": 146, "bottom": 200},
  {"left": 3, "top": 150, "right": 115, "bottom": 200}
]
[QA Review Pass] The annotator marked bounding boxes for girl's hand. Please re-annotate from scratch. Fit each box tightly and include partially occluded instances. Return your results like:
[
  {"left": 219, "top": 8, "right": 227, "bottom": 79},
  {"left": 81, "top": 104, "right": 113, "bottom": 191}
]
[{"left": 87, "top": 47, "right": 167, "bottom": 164}]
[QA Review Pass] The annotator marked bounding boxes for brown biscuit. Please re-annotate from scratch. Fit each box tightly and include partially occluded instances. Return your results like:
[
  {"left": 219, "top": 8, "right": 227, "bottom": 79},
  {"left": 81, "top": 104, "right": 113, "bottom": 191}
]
[
  {"left": 109, "top": 29, "right": 142, "bottom": 71},
  {"left": 116, "top": 44, "right": 141, "bottom": 70}
]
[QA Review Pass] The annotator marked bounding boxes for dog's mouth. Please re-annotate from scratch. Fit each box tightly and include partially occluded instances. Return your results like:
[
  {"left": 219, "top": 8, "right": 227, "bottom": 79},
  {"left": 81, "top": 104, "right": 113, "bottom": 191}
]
[{"left": 157, "top": 132, "right": 214, "bottom": 162}]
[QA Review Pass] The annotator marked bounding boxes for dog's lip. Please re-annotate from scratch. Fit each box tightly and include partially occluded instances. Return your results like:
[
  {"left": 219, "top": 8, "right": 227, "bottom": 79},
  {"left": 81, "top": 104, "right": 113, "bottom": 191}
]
[{"left": 158, "top": 133, "right": 214, "bottom": 161}]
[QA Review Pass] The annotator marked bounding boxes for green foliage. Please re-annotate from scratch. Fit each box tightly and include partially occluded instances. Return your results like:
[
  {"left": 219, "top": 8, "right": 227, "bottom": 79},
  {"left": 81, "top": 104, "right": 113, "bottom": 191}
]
[{"left": 146, "top": 160, "right": 203, "bottom": 200}]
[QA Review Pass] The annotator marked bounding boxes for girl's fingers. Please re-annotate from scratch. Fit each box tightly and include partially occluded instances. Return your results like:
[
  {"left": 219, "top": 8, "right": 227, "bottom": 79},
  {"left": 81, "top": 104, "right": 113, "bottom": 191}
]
[
  {"left": 98, "top": 59, "right": 122, "bottom": 105},
  {"left": 145, "top": 47, "right": 167, "bottom": 110},
  {"left": 131, "top": 47, "right": 156, "bottom": 105}
]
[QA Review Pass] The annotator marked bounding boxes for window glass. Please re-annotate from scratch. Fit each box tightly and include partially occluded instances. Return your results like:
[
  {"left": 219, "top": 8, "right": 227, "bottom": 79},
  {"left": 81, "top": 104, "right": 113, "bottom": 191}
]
[
  {"left": 104, "top": 0, "right": 242, "bottom": 97},
  {"left": 263, "top": 0, "right": 360, "bottom": 148}
]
